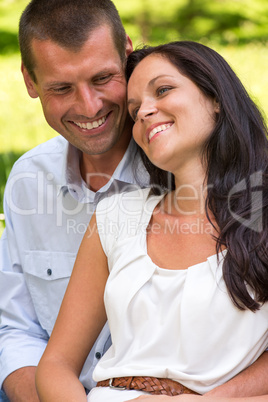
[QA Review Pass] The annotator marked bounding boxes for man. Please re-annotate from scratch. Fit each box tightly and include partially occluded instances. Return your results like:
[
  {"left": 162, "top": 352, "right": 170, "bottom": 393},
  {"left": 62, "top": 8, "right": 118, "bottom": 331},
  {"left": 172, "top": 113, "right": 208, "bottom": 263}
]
[
  {"left": 0, "top": 1, "right": 146, "bottom": 401},
  {"left": 0, "top": 1, "right": 267, "bottom": 401}
]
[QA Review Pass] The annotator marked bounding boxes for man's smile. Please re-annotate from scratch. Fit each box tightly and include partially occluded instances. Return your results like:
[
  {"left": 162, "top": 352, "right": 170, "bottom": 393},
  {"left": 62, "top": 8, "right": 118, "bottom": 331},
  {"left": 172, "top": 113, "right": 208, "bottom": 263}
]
[{"left": 72, "top": 115, "right": 107, "bottom": 130}]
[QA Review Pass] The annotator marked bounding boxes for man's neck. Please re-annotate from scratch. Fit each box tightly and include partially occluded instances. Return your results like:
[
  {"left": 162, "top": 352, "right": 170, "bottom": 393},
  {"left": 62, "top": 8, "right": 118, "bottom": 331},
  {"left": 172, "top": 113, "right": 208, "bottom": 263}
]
[{"left": 80, "top": 135, "right": 131, "bottom": 192}]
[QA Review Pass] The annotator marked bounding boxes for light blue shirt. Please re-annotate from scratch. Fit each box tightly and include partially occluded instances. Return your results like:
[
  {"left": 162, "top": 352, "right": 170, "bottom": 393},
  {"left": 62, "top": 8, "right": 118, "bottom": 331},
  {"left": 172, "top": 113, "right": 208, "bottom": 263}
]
[{"left": 0, "top": 135, "right": 149, "bottom": 391}]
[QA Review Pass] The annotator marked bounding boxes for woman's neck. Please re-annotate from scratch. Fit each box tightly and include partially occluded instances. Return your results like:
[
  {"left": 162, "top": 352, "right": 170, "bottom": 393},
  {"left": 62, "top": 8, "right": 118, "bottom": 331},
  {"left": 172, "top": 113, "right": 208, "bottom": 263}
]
[{"left": 170, "top": 161, "right": 208, "bottom": 217}]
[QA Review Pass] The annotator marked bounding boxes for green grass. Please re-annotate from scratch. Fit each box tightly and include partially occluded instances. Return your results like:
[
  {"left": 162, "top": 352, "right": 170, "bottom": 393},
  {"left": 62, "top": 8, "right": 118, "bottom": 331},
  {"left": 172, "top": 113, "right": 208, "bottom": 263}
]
[
  {"left": 0, "top": 55, "right": 56, "bottom": 153},
  {"left": 214, "top": 43, "right": 268, "bottom": 118},
  {"left": 0, "top": 221, "right": 4, "bottom": 237}
]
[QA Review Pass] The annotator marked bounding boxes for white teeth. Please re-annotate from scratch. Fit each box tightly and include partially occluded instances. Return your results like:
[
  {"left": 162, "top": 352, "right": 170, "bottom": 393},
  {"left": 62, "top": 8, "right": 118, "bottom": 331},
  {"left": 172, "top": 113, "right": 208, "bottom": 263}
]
[
  {"left": 148, "top": 123, "right": 172, "bottom": 142},
  {"left": 74, "top": 116, "right": 106, "bottom": 130}
]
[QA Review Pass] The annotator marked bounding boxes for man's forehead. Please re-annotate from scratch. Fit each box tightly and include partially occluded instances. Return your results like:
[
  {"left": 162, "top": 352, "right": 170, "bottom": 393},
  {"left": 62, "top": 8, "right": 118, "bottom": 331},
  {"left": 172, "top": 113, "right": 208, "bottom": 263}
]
[
  {"left": 30, "top": 45, "right": 123, "bottom": 88},
  {"left": 31, "top": 29, "right": 121, "bottom": 70},
  {"left": 31, "top": 24, "right": 117, "bottom": 55},
  {"left": 31, "top": 40, "right": 122, "bottom": 78}
]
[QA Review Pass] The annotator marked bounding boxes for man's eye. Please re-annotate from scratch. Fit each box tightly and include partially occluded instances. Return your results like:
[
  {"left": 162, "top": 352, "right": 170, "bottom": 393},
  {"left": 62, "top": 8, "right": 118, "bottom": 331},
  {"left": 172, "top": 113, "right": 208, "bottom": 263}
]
[
  {"left": 53, "top": 86, "right": 70, "bottom": 93},
  {"left": 95, "top": 75, "right": 112, "bottom": 84}
]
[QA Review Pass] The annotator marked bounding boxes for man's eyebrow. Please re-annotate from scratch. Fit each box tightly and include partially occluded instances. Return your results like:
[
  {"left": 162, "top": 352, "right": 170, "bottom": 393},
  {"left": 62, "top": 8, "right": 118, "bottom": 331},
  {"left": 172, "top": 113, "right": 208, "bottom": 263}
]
[
  {"left": 94, "top": 69, "right": 115, "bottom": 75},
  {"left": 128, "top": 74, "right": 174, "bottom": 106}
]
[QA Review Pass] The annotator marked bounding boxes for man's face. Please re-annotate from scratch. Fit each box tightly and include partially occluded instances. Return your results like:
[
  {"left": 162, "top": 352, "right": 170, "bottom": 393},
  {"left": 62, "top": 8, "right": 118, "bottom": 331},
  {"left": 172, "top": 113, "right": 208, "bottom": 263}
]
[{"left": 22, "top": 25, "right": 133, "bottom": 156}]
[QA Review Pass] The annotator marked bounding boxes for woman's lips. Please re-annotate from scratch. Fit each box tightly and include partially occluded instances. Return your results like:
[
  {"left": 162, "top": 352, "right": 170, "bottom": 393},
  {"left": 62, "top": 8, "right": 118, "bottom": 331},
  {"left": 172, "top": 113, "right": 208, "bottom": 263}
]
[{"left": 147, "top": 122, "right": 173, "bottom": 142}]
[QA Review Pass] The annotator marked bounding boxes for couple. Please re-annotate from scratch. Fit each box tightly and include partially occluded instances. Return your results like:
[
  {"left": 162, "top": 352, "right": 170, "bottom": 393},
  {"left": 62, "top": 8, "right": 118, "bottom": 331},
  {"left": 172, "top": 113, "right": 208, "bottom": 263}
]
[
  {"left": 36, "top": 16, "right": 268, "bottom": 402},
  {"left": 0, "top": 0, "right": 267, "bottom": 401}
]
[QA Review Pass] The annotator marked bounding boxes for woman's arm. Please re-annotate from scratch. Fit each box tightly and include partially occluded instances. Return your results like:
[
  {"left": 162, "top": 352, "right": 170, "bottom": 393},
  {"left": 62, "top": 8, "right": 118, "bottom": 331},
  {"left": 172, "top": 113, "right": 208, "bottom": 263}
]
[{"left": 36, "top": 213, "right": 108, "bottom": 402}]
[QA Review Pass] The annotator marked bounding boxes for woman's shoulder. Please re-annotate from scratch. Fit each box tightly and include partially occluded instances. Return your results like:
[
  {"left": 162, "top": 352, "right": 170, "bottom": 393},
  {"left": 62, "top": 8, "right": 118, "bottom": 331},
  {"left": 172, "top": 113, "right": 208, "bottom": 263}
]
[
  {"left": 96, "top": 187, "right": 152, "bottom": 216},
  {"left": 95, "top": 187, "right": 165, "bottom": 248},
  {"left": 95, "top": 188, "right": 153, "bottom": 256}
]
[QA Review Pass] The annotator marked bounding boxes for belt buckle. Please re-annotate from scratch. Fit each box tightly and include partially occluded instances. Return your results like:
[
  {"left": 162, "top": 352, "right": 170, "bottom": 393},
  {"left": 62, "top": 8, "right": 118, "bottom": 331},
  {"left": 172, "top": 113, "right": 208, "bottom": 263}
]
[{"left": 109, "top": 378, "right": 126, "bottom": 390}]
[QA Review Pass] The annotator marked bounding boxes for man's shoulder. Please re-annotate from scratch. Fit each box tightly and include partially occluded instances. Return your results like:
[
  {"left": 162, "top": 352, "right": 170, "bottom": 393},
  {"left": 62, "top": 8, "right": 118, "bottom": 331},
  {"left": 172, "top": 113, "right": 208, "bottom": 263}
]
[
  {"left": 17, "top": 136, "right": 67, "bottom": 161},
  {"left": 10, "top": 136, "right": 68, "bottom": 172}
]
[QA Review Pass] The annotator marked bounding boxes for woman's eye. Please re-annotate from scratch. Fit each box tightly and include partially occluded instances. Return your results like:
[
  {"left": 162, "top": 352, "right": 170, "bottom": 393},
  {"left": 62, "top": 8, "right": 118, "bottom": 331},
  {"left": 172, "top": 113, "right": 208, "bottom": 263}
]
[
  {"left": 132, "top": 108, "right": 139, "bottom": 121},
  {"left": 157, "top": 87, "right": 171, "bottom": 96},
  {"left": 129, "top": 108, "right": 139, "bottom": 121}
]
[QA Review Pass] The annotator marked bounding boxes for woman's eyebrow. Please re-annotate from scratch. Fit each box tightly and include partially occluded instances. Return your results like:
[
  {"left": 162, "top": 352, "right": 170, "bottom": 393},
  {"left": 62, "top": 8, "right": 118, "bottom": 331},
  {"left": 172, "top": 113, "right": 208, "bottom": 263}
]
[
  {"left": 128, "top": 74, "right": 174, "bottom": 106},
  {"left": 127, "top": 98, "right": 137, "bottom": 106},
  {"left": 148, "top": 74, "right": 173, "bottom": 87}
]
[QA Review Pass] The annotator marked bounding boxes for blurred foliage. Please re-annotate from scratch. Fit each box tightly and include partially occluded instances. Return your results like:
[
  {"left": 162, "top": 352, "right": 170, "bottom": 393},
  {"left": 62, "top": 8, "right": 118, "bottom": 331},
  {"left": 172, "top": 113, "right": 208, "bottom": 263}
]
[
  {"left": 0, "top": 0, "right": 268, "bottom": 54},
  {"left": 0, "top": 151, "right": 22, "bottom": 225},
  {"left": 0, "top": 30, "right": 18, "bottom": 54},
  {"left": 114, "top": 0, "right": 268, "bottom": 45}
]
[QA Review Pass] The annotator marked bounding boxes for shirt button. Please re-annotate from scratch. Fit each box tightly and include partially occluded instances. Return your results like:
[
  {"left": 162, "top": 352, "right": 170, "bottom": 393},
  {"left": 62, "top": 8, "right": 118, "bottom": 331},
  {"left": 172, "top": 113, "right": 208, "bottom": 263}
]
[
  {"left": 95, "top": 352, "right": 102, "bottom": 360},
  {"left": 47, "top": 269, "right": 52, "bottom": 276}
]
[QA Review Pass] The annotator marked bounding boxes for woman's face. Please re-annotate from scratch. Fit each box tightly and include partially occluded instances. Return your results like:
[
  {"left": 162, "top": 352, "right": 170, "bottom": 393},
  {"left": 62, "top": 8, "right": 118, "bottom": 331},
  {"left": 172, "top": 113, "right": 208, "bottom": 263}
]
[{"left": 127, "top": 54, "right": 219, "bottom": 174}]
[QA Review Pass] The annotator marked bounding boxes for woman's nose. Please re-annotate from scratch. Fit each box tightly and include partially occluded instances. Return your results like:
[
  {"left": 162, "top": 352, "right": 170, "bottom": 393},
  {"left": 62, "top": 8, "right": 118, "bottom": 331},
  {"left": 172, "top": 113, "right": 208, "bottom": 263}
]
[{"left": 138, "top": 101, "right": 158, "bottom": 121}]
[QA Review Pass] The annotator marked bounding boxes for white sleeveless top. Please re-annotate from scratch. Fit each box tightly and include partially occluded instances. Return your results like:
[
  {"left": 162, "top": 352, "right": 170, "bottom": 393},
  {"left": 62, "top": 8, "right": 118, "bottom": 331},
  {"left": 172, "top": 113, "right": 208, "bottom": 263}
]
[{"left": 93, "top": 188, "right": 268, "bottom": 394}]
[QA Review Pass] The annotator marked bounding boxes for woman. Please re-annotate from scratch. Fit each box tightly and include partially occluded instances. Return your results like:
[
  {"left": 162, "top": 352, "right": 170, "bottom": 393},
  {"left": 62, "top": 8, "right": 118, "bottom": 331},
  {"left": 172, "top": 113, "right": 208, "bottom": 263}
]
[{"left": 36, "top": 41, "right": 268, "bottom": 401}]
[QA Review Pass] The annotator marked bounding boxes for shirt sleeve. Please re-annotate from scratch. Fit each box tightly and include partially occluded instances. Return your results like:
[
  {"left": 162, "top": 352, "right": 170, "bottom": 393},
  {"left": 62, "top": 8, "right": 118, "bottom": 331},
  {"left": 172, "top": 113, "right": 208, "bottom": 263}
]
[{"left": 0, "top": 185, "right": 48, "bottom": 389}]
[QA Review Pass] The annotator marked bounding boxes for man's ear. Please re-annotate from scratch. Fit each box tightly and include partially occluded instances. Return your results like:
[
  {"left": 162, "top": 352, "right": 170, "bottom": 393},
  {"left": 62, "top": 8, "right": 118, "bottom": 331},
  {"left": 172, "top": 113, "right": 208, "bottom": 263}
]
[
  {"left": 21, "top": 62, "right": 39, "bottom": 99},
  {"left": 125, "top": 35, "right": 133, "bottom": 57}
]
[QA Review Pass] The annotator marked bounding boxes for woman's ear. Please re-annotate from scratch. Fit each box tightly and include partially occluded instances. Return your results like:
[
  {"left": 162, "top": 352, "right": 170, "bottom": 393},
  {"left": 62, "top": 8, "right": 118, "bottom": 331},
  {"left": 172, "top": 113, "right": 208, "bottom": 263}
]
[
  {"left": 214, "top": 99, "right": 220, "bottom": 113},
  {"left": 21, "top": 62, "right": 39, "bottom": 99}
]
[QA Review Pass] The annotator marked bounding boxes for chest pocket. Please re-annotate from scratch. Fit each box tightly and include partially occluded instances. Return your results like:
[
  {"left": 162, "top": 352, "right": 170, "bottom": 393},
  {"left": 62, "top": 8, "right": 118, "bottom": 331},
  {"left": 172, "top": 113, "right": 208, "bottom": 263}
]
[{"left": 24, "top": 250, "right": 76, "bottom": 335}]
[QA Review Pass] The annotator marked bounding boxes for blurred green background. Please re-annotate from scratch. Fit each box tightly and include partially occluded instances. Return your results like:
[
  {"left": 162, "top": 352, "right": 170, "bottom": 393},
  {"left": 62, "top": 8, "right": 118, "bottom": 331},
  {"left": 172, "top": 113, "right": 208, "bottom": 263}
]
[{"left": 0, "top": 0, "right": 268, "bottom": 236}]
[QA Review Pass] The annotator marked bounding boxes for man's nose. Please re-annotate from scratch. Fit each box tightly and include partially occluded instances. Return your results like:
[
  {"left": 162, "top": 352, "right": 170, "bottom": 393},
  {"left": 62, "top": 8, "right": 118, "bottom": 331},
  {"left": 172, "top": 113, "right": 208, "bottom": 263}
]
[{"left": 73, "top": 86, "right": 103, "bottom": 117}]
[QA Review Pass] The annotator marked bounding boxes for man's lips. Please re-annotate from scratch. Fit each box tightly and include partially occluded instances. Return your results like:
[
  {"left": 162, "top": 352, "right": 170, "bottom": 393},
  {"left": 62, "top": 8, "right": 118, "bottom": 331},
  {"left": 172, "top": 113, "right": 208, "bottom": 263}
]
[
  {"left": 146, "top": 122, "right": 173, "bottom": 143},
  {"left": 71, "top": 115, "right": 107, "bottom": 130}
]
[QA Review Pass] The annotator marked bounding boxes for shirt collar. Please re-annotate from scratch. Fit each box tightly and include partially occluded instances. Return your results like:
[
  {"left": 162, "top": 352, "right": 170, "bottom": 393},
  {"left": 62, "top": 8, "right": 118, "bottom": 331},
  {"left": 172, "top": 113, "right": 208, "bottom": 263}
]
[
  {"left": 59, "top": 138, "right": 148, "bottom": 202},
  {"left": 100, "top": 138, "right": 139, "bottom": 187},
  {"left": 59, "top": 142, "right": 83, "bottom": 198}
]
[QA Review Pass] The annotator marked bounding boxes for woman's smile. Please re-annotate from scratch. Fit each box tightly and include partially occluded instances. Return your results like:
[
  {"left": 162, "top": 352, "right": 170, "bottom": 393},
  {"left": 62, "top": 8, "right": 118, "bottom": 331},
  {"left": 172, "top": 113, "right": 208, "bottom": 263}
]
[{"left": 147, "top": 122, "right": 174, "bottom": 143}]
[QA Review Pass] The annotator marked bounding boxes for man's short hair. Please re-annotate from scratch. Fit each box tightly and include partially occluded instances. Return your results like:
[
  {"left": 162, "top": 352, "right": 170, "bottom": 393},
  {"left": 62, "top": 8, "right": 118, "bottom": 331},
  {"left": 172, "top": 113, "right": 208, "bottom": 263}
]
[{"left": 19, "top": 0, "right": 127, "bottom": 82}]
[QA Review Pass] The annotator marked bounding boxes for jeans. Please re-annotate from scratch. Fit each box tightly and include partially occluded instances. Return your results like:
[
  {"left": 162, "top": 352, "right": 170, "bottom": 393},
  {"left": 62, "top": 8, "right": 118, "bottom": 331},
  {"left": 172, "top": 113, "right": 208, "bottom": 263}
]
[{"left": 0, "top": 390, "right": 9, "bottom": 402}]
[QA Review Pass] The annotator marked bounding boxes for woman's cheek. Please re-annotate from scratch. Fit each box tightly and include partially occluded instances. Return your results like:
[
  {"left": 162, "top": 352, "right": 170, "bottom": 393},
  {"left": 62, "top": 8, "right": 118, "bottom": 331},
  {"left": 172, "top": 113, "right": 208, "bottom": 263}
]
[{"left": 132, "top": 124, "right": 143, "bottom": 147}]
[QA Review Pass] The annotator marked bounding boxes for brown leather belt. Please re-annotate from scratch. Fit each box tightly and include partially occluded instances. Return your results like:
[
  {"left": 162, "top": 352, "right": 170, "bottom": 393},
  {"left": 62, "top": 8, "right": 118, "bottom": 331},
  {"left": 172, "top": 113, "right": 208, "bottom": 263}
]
[{"left": 96, "top": 376, "right": 199, "bottom": 396}]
